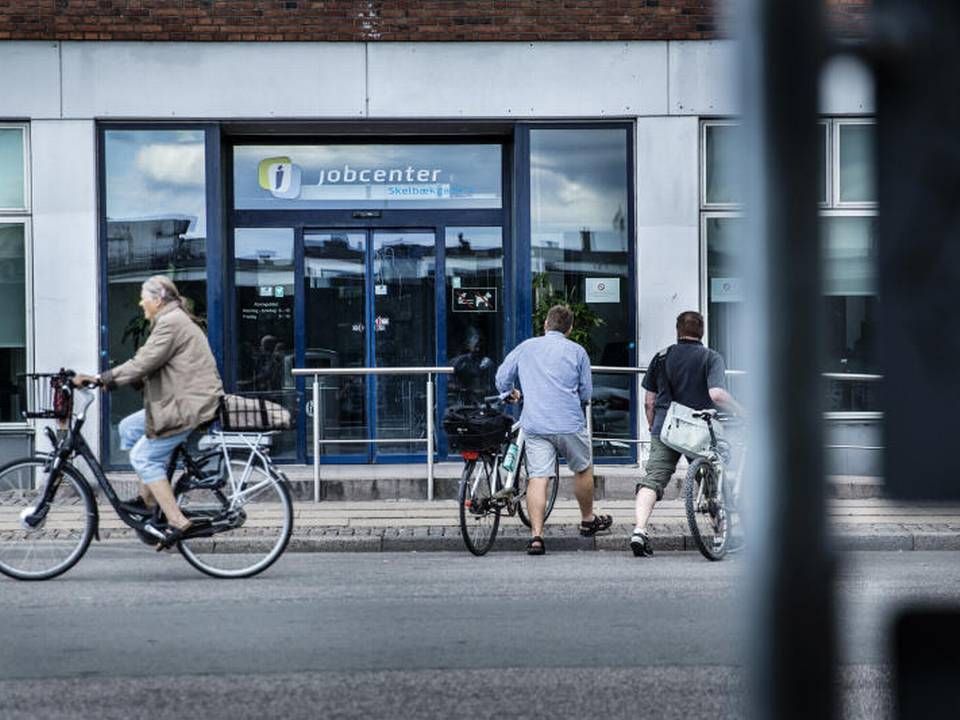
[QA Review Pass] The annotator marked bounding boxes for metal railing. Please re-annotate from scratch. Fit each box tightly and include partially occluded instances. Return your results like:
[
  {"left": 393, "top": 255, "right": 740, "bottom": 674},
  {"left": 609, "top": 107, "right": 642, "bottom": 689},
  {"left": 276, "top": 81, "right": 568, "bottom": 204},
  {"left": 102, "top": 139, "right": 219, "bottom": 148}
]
[
  {"left": 291, "top": 366, "right": 454, "bottom": 502},
  {"left": 292, "top": 365, "right": 885, "bottom": 502}
]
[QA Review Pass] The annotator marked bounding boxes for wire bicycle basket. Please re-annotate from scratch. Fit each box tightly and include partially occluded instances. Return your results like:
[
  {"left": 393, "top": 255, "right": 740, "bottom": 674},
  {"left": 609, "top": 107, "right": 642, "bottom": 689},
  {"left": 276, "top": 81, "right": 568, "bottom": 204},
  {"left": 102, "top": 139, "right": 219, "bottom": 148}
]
[{"left": 17, "top": 371, "right": 73, "bottom": 420}]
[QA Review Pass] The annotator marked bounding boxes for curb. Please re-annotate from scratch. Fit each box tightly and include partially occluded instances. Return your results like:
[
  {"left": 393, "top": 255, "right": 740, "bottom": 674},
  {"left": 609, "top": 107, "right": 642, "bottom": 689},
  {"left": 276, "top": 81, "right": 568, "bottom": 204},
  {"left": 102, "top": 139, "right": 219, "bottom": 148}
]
[{"left": 93, "top": 529, "right": 960, "bottom": 553}]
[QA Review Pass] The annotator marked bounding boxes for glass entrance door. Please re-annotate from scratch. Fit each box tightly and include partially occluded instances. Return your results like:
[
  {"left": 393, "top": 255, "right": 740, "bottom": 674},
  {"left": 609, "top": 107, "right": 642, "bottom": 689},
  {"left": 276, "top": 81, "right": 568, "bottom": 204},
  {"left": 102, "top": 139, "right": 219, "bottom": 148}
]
[
  {"left": 372, "top": 231, "right": 436, "bottom": 456},
  {"left": 304, "top": 229, "right": 436, "bottom": 461},
  {"left": 304, "top": 231, "right": 368, "bottom": 458}
]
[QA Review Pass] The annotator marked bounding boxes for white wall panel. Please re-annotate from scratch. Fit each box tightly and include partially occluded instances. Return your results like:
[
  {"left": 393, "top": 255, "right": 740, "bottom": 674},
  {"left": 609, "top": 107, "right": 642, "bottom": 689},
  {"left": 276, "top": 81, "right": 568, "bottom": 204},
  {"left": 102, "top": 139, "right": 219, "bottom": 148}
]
[
  {"left": 819, "top": 55, "right": 875, "bottom": 115},
  {"left": 30, "top": 120, "right": 99, "bottom": 451},
  {"left": 635, "top": 117, "right": 700, "bottom": 364},
  {"left": 368, "top": 42, "right": 667, "bottom": 118},
  {"left": 61, "top": 42, "right": 366, "bottom": 118},
  {"left": 669, "top": 40, "right": 738, "bottom": 116},
  {"left": 0, "top": 42, "right": 61, "bottom": 119}
]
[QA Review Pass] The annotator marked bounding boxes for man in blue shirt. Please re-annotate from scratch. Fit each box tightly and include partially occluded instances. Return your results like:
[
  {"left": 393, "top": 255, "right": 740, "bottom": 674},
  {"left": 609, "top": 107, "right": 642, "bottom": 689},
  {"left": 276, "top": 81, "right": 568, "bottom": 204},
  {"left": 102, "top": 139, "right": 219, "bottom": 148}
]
[{"left": 496, "top": 305, "right": 613, "bottom": 555}]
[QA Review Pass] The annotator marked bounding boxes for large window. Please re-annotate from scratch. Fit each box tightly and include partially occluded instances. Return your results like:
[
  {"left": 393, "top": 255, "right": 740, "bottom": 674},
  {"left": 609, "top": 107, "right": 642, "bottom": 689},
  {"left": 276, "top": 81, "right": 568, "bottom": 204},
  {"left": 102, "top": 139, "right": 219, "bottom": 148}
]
[
  {"left": 233, "top": 227, "right": 296, "bottom": 459},
  {"left": 0, "top": 124, "right": 30, "bottom": 424},
  {"left": 102, "top": 129, "right": 208, "bottom": 462},
  {"left": 701, "top": 119, "right": 878, "bottom": 412},
  {"left": 529, "top": 126, "right": 634, "bottom": 456}
]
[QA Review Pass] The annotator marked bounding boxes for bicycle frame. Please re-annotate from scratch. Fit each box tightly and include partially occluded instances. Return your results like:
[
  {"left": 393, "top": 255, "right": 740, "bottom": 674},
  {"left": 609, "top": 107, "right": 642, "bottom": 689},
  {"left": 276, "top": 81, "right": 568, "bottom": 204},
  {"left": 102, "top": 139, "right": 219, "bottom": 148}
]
[
  {"left": 33, "top": 389, "right": 137, "bottom": 537},
  {"left": 181, "top": 429, "right": 281, "bottom": 510}
]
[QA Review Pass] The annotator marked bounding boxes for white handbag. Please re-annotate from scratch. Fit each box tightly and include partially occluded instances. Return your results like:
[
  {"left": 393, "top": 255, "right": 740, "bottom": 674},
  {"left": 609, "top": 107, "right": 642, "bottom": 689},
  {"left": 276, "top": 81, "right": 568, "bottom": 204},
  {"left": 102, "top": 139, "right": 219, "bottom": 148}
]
[{"left": 659, "top": 401, "right": 721, "bottom": 458}]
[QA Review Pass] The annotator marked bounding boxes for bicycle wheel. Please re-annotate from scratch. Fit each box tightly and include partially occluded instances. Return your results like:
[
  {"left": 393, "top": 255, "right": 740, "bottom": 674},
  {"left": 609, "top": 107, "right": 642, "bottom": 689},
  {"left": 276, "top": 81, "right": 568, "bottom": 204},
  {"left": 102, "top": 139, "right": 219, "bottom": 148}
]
[
  {"left": 458, "top": 457, "right": 500, "bottom": 556},
  {"left": 684, "top": 458, "right": 728, "bottom": 561},
  {"left": 175, "top": 458, "right": 293, "bottom": 578},
  {"left": 0, "top": 457, "right": 95, "bottom": 581},
  {"left": 516, "top": 451, "right": 560, "bottom": 528}
]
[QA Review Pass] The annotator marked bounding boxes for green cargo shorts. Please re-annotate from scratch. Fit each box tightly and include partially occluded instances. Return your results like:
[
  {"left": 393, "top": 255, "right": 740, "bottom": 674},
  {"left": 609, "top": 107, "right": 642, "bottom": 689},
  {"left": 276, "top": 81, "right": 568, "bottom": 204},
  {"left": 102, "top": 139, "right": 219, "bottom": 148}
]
[{"left": 636, "top": 436, "right": 682, "bottom": 501}]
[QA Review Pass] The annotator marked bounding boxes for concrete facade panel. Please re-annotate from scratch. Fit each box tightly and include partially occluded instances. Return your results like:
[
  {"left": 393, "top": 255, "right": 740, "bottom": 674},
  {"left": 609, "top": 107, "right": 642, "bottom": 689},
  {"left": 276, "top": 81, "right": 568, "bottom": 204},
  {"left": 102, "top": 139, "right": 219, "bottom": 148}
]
[
  {"left": 819, "top": 55, "right": 876, "bottom": 115},
  {"left": 30, "top": 120, "right": 100, "bottom": 451},
  {"left": 635, "top": 117, "right": 700, "bottom": 362},
  {"left": 0, "top": 42, "right": 61, "bottom": 119},
  {"left": 669, "top": 41, "right": 737, "bottom": 116},
  {"left": 368, "top": 42, "right": 668, "bottom": 118},
  {"left": 60, "top": 42, "right": 366, "bottom": 119}
]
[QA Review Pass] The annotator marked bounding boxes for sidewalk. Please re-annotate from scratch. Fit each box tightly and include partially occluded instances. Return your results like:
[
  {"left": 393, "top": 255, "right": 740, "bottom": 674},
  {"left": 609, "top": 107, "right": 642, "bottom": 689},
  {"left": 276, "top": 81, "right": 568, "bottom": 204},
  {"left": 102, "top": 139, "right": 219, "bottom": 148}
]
[{"left": 92, "top": 498, "right": 960, "bottom": 553}]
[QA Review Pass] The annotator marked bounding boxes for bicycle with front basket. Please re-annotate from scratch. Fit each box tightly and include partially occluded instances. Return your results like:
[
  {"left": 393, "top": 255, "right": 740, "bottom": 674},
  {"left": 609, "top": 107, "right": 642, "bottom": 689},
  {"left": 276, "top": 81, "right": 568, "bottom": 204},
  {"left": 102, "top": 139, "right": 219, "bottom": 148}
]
[
  {"left": 0, "top": 370, "right": 294, "bottom": 580},
  {"left": 683, "top": 410, "right": 746, "bottom": 561},
  {"left": 449, "top": 393, "right": 560, "bottom": 556}
]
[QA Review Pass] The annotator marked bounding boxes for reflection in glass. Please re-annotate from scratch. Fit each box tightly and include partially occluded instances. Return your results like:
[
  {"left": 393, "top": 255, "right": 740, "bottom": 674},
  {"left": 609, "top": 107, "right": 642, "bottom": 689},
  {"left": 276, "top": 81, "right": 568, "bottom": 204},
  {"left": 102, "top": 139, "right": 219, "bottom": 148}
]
[
  {"left": 705, "top": 216, "right": 747, "bottom": 401},
  {"left": 838, "top": 124, "right": 876, "bottom": 203},
  {"left": 704, "top": 124, "right": 742, "bottom": 205},
  {"left": 822, "top": 216, "right": 879, "bottom": 411},
  {"left": 305, "top": 232, "right": 367, "bottom": 457},
  {"left": 234, "top": 144, "right": 502, "bottom": 210},
  {"left": 705, "top": 214, "right": 880, "bottom": 411},
  {"left": 0, "top": 224, "right": 26, "bottom": 421},
  {"left": 0, "top": 128, "right": 25, "bottom": 209},
  {"left": 530, "top": 127, "right": 632, "bottom": 457},
  {"left": 373, "top": 231, "right": 436, "bottom": 454},
  {"left": 445, "top": 227, "right": 503, "bottom": 409},
  {"left": 234, "top": 228, "right": 296, "bottom": 459},
  {"left": 103, "top": 130, "right": 207, "bottom": 464}
]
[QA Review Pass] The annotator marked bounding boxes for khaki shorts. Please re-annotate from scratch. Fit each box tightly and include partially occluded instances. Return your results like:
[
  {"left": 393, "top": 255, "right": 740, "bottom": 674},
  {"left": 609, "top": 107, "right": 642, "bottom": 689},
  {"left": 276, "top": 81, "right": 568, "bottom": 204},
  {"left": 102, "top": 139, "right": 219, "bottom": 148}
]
[
  {"left": 524, "top": 429, "right": 592, "bottom": 477},
  {"left": 636, "top": 436, "right": 682, "bottom": 501}
]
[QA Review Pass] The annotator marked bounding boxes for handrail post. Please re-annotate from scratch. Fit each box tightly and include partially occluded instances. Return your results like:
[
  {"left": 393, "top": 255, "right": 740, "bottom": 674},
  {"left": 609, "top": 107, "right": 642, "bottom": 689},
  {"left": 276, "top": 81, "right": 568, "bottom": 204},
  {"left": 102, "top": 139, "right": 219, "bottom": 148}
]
[
  {"left": 426, "top": 372, "right": 435, "bottom": 501},
  {"left": 585, "top": 400, "right": 593, "bottom": 443},
  {"left": 312, "top": 375, "right": 320, "bottom": 503}
]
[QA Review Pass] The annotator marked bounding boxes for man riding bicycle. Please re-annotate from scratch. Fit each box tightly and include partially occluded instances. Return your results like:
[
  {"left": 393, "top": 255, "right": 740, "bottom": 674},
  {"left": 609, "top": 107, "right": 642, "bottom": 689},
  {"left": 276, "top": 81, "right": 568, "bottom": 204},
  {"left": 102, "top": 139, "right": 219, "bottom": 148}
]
[
  {"left": 495, "top": 304, "right": 612, "bottom": 555},
  {"left": 74, "top": 275, "right": 223, "bottom": 549}
]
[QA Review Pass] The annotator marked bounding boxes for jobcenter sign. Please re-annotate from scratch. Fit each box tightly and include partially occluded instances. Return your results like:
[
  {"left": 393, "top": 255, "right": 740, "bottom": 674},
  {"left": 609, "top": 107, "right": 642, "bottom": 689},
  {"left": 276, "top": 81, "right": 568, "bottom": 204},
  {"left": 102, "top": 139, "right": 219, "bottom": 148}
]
[{"left": 258, "top": 156, "right": 451, "bottom": 200}]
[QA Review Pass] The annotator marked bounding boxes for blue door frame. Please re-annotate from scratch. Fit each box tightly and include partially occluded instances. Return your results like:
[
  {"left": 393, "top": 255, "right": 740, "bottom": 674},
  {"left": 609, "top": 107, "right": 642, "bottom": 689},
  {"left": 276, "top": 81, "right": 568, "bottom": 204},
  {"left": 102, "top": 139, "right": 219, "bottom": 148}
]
[{"left": 98, "top": 123, "right": 637, "bottom": 468}]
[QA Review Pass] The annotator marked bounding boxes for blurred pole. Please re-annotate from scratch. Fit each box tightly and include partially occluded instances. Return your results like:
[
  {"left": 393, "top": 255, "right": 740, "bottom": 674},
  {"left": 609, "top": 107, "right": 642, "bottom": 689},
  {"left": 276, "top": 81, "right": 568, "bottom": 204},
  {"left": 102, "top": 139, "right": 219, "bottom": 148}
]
[{"left": 737, "top": 1, "right": 836, "bottom": 720}]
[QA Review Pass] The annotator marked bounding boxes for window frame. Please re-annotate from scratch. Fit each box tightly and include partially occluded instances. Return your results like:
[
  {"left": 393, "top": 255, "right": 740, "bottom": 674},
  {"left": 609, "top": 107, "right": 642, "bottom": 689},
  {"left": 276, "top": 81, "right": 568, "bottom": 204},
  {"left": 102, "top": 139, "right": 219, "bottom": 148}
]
[
  {"left": 833, "top": 118, "right": 878, "bottom": 209},
  {"left": 0, "top": 217, "right": 33, "bottom": 429},
  {"left": 699, "top": 117, "right": 879, "bottom": 418},
  {"left": 699, "top": 210, "right": 742, "bottom": 352},
  {"left": 699, "top": 120, "right": 742, "bottom": 210},
  {"left": 0, "top": 123, "right": 30, "bottom": 215},
  {"left": 97, "top": 122, "right": 222, "bottom": 468}
]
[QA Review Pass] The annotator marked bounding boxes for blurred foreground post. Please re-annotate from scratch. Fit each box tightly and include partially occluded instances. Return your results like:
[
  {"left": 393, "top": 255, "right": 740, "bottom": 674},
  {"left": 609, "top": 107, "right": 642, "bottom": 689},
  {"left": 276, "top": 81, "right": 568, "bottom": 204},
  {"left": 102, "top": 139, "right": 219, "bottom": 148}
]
[{"left": 737, "top": 1, "right": 836, "bottom": 719}]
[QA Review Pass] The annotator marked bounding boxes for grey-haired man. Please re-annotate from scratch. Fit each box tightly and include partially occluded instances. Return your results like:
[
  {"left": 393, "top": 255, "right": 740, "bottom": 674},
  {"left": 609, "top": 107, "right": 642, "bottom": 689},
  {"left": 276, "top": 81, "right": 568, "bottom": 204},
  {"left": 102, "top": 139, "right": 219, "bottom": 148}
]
[{"left": 495, "top": 304, "right": 613, "bottom": 555}]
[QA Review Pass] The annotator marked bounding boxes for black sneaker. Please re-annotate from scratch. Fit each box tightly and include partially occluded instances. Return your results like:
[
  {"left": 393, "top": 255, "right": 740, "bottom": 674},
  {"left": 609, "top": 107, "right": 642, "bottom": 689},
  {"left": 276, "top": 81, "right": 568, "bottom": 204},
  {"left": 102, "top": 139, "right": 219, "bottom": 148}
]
[{"left": 630, "top": 529, "right": 653, "bottom": 557}]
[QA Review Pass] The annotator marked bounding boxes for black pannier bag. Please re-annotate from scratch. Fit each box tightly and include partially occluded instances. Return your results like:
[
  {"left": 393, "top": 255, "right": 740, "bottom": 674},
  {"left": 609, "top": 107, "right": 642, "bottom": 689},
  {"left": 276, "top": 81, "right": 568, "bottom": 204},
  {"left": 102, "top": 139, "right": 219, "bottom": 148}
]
[{"left": 442, "top": 405, "right": 514, "bottom": 452}]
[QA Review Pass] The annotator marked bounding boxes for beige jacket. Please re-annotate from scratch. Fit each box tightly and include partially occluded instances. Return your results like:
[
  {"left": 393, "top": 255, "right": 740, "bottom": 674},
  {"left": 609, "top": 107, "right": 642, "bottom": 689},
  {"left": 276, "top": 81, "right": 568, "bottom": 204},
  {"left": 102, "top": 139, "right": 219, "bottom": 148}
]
[{"left": 102, "top": 304, "right": 224, "bottom": 438}]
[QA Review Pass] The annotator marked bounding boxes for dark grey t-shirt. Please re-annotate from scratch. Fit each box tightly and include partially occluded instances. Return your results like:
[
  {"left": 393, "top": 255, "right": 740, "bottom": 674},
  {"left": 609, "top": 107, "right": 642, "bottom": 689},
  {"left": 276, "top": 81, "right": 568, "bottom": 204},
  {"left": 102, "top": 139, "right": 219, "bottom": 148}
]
[{"left": 642, "top": 339, "right": 727, "bottom": 436}]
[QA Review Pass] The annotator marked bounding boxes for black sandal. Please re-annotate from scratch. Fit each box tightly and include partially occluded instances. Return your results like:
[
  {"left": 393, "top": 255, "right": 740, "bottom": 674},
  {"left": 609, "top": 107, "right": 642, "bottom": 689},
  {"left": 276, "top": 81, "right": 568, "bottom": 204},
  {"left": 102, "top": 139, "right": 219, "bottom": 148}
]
[
  {"left": 153, "top": 519, "right": 210, "bottom": 551},
  {"left": 527, "top": 536, "right": 546, "bottom": 556},
  {"left": 579, "top": 513, "right": 614, "bottom": 537}
]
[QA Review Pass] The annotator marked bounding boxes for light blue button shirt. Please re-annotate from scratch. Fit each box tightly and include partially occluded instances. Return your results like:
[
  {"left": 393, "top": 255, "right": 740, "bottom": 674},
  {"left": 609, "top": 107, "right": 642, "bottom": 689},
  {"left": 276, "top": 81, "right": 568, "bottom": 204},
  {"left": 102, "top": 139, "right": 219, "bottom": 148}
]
[{"left": 495, "top": 331, "right": 592, "bottom": 435}]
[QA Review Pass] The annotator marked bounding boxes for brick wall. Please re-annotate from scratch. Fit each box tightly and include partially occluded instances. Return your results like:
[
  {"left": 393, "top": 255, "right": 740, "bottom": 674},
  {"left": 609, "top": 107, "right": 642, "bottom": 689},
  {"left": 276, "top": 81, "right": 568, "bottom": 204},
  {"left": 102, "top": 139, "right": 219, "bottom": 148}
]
[{"left": 0, "top": 1, "right": 869, "bottom": 43}]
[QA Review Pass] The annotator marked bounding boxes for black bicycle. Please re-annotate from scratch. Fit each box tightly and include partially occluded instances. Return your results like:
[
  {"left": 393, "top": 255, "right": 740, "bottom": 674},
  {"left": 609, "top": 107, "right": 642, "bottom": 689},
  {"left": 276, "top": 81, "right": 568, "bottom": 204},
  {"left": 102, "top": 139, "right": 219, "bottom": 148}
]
[
  {"left": 0, "top": 370, "right": 294, "bottom": 580},
  {"left": 449, "top": 394, "right": 560, "bottom": 556}
]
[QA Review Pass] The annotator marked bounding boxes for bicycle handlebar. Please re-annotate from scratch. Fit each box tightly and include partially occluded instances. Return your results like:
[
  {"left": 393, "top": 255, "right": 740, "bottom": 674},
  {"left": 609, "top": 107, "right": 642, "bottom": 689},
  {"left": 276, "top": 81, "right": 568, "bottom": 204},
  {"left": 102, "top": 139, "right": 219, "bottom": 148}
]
[{"left": 483, "top": 390, "right": 520, "bottom": 405}]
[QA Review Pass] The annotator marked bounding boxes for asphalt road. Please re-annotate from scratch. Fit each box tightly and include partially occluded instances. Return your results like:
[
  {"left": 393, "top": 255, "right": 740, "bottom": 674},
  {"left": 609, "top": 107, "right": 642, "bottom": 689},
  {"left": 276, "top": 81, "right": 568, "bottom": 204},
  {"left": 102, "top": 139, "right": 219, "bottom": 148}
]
[{"left": 1, "top": 547, "right": 958, "bottom": 719}]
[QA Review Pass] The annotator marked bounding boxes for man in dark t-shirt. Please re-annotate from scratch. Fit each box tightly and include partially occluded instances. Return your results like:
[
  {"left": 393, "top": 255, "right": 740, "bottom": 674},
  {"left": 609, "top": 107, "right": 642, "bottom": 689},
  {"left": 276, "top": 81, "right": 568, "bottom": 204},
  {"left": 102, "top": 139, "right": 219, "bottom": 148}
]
[{"left": 631, "top": 311, "right": 741, "bottom": 557}]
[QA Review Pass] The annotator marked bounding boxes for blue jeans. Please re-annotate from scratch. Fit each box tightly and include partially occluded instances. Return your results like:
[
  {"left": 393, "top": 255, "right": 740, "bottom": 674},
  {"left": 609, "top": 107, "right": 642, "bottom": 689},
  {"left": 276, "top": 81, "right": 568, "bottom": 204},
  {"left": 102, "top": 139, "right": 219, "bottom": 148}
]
[{"left": 118, "top": 410, "right": 192, "bottom": 484}]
